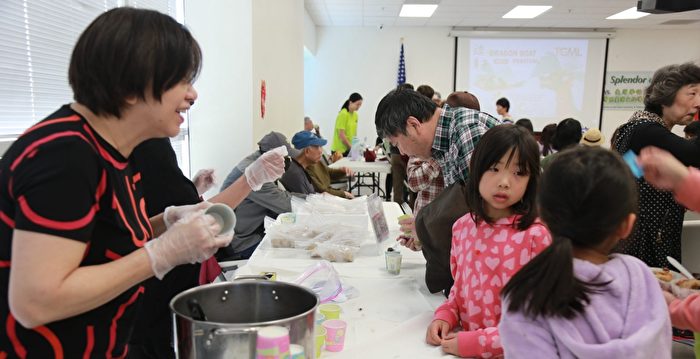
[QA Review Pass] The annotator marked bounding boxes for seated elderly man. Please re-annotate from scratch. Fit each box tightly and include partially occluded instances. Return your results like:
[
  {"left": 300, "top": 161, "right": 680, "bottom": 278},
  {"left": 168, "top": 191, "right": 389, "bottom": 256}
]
[
  {"left": 291, "top": 130, "right": 354, "bottom": 199},
  {"left": 220, "top": 132, "right": 305, "bottom": 259}
]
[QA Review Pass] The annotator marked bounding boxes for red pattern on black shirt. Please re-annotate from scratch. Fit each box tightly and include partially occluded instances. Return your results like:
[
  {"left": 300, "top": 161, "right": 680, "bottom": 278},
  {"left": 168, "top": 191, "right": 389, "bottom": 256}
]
[{"left": 0, "top": 105, "right": 153, "bottom": 358}]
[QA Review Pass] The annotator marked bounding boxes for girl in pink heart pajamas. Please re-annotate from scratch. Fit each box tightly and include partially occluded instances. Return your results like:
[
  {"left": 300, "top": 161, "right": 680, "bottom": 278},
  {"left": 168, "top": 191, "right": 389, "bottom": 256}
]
[{"left": 426, "top": 125, "right": 551, "bottom": 358}]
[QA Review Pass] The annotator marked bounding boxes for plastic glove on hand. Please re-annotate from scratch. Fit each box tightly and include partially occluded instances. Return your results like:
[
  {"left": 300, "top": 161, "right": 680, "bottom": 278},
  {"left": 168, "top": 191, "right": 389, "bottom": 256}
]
[
  {"left": 145, "top": 211, "right": 232, "bottom": 279},
  {"left": 245, "top": 145, "right": 287, "bottom": 191},
  {"left": 193, "top": 169, "right": 216, "bottom": 195},
  {"left": 163, "top": 201, "right": 213, "bottom": 229}
]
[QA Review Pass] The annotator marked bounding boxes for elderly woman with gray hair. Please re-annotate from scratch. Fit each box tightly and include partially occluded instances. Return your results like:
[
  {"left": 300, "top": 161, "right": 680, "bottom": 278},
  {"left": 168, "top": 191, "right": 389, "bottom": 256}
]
[{"left": 611, "top": 62, "right": 700, "bottom": 268}]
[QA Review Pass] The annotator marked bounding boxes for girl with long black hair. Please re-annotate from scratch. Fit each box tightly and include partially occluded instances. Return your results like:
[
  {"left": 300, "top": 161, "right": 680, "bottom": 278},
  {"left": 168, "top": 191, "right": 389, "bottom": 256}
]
[{"left": 499, "top": 147, "right": 671, "bottom": 358}]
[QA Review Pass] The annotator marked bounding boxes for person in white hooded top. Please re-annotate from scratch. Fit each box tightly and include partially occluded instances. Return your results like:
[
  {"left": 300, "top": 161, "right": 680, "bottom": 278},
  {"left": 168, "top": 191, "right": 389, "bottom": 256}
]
[{"left": 499, "top": 147, "right": 671, "bottom": 358}]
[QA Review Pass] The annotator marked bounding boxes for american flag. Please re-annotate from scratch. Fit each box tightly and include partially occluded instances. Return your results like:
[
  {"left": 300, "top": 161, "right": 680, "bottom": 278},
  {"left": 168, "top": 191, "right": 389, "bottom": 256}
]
[{"left": 397, "top": 43, "right": 406, "bottom": 85}]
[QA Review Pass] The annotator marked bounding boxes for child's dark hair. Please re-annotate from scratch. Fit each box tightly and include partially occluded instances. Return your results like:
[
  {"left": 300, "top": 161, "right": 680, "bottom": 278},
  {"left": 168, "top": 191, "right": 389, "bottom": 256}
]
[
  {"left": 540, "top": 123, "right": 557, "bottom": 156},
  {"left": 467, "top": 124, "right": 540, "bottom": 230},
  {"left": 515, "top": 118, "right": 534, "bottom": 134},
  {"left": 496, "top": 97, "right": 510, "bottom": 111},
  {"left": 502, "top": 147, "right": 637, "bottom": 319}
]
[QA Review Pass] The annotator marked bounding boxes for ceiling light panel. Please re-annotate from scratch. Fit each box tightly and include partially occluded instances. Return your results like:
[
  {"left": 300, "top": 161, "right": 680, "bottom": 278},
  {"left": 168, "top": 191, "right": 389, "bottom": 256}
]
[
  {"left": 399, "top": 4, "right": 438, "bottom": 17},
  {"left": 502, "top": 5, "right": 552, "bottom": 19},
  {"left": 606, "top": 7, "right": 650, "bottom": 20}
]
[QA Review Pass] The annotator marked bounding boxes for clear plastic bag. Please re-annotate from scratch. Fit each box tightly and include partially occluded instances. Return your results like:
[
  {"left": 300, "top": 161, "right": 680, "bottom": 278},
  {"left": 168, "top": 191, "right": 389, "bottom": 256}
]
[
  {"left": 294, "top": 261, "right": 344, "bottom": 303},
  {"left": 310, "top": 242, "right": 360, "bottom": 263},
  {"left": 266, "top": 219, "right": 365, "bottom": 252},
  {"left": 295, "top": 193, "right": 368, "bottom": 215},
  {"left": 267, "top": 222, "right": 320, "bottom": 248}
]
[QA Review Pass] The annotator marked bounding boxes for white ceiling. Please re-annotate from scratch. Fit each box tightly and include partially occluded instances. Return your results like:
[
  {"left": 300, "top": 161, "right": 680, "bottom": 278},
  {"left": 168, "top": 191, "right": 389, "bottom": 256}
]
[{"left": 305, "top": 0, "right": 700, "bottom": 29}]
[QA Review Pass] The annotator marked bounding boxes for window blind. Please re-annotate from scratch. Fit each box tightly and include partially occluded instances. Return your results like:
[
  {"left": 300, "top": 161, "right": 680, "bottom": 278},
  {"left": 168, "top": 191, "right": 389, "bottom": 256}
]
[
  {"left": 0, "top": 0, "right": 189, "bottom": 174},
  {"left": 0, "top": 1, "right": 114, "bottom": 137}
]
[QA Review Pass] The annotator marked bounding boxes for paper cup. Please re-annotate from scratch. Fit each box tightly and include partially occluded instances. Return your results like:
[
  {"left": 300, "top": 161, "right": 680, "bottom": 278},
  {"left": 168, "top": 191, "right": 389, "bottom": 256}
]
[
  {"left": 385, "top": 250, "right": 402, "bottom": 275},
  {"left": 256, "top": 326, "right": 290, "bottom": 358},
  {"left": 205, "top": 203, "right": 236, "bottom": 234},
  {"left": 323, "top": 319, "right": 347, "bottom": 352},
  {"left": 315, "top": 326, "right": 326, "bottom": 358},
  {"left": 289, "top": 344, "right": 305, "bottom": 359},
  {"left": 318, "top": 303, "right": 341, "bottom": 320}
]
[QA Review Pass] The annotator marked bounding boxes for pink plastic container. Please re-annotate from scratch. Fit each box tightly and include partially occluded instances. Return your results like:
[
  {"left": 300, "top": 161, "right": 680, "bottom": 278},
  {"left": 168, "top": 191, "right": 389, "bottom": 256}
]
[{"left": 322, "top": 319, "right": 347, "bottom": 352}]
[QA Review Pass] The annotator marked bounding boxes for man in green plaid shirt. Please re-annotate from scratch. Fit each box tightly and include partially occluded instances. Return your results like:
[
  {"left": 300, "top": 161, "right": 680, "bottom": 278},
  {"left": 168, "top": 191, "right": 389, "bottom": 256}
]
[{"left": 375, "top": 89, "right": 501, "bottom": 186}]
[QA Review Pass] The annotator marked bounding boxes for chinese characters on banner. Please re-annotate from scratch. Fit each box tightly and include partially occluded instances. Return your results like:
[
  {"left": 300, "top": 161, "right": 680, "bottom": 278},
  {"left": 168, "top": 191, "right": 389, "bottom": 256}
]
[{"left": 603, "top": 71, "right": 653, "bottom": 110}]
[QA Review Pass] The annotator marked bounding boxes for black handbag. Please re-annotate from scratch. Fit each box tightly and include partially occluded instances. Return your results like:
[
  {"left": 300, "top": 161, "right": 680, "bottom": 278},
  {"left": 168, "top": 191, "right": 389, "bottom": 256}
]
[{"left": 415, "top": 180, "right": 469, "bottom": 295}]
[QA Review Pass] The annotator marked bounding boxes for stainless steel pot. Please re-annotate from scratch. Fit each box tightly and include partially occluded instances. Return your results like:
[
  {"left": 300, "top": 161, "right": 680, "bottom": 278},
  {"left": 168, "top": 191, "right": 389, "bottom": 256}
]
[{"left": 170, "top": 280, "right": 318, "bottom": 358}]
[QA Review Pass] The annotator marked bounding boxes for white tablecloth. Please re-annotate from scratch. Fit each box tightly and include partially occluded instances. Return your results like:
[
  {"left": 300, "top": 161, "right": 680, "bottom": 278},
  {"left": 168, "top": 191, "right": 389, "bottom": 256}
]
[
  {"left": 235, "top": 202, "right": 447, "bottom": 358},
  {"left": 232, "top": 202, "right": 696, "bottom": 358}
]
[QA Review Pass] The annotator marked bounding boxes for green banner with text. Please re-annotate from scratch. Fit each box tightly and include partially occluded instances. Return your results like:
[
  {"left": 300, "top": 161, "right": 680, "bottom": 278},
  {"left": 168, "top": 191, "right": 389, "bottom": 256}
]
[{"left": 603, "top": 71, "right": 653, "bottom": 110}]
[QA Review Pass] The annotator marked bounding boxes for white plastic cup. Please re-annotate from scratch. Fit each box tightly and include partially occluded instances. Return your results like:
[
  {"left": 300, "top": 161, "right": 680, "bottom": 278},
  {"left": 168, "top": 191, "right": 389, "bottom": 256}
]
[
  {"left": 205, "top": 203, "right": 236, "bottom": 234},
  {"left": 385, "top": 250, "right": 402, "bottom": 275}
]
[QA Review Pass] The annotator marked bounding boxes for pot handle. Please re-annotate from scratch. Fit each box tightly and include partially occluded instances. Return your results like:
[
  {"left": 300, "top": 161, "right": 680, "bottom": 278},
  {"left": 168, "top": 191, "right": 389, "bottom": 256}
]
[
  {"left": 212, "top": 327, "right": 259, "bottom": 336},
  {"left": 231, "top": 274, "right": 270, "bottom": 281}
]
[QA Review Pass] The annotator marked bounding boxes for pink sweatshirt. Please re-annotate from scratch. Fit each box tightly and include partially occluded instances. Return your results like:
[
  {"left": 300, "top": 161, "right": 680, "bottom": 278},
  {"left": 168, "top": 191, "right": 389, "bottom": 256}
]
[
  {"left": 668, "top": 166, "right": 700, "bottom": 331},
  {"left": 433, "top": 214, "right": 551, "bottom": 358}
]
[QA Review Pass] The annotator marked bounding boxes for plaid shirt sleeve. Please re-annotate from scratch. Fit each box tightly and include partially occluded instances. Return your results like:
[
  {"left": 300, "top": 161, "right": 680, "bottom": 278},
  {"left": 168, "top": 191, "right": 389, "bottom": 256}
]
[
  {"left": 406, "top": 157, "right": 441, "bottom": 192},
  {"left": 407, "top": 157, "right": 445, "bottom": 214}
]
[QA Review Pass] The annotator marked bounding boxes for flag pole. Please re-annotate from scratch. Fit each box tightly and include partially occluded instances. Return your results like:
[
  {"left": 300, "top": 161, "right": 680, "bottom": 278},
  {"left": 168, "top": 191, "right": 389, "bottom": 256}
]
[{"left": 397, "top": 39, "right": 406, "bottom": 86}]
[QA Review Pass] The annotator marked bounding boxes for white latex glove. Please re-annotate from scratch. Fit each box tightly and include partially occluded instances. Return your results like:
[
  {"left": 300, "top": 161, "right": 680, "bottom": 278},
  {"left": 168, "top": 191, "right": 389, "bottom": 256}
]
[
  {"left": 145, "top": 211, "right": 232, "bottom": 279},
  {"left": 163, "top": 201, "right": 212, "bottom": 229},
  {"left": 193, "top": 169, "right": 216, "bottom": 195},
  {"left": 245, "top": 145, "right": 287, "bottom": 191}
]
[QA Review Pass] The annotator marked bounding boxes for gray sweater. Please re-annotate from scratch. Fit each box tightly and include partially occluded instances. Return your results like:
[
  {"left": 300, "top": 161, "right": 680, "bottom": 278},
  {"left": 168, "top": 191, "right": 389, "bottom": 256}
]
[{"left": 221, "top": 152, "right": 297, "bottom": 252}]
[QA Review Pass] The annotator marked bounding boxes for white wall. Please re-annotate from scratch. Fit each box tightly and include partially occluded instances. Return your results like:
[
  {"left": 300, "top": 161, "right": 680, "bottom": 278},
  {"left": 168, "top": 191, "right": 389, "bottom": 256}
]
[
  {"left": 251, "top": 0, "right": 305, "bottom": 144},
  {"left": 601, "top": 29, "right": 700, "bottom": 142},
  {"left": 185, "top": 0, "right": 305, "bottom": 198},
  {"left": 305, "top": 27, "right": 454, "bottom": 147},
  {"left": 306, "top": 27, "right": 700, "bottom": 148},
  {"left": 303, "top": 7, "right": 317, "bottom": 55},
  {"left": 184, "top": 0, "right": 253, "bottom": 197}
]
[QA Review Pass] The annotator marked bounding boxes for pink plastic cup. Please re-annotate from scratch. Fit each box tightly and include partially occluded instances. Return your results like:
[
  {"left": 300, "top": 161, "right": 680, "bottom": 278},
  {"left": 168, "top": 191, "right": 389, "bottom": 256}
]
[
  {"left": 322, "top": 319, "right": 347, "bottom": 352},
  {"left": 256, "top": 326, "right": 290, "bottom": 358}
]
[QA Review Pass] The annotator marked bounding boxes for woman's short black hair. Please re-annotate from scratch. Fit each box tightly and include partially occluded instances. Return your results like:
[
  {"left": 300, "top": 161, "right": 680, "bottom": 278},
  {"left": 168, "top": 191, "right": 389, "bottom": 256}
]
[
  {"left": 69, "top": 7, "right": 202, "bottom": 118},
  {"left": 467, "top": 124, "right": 541, "bottom": 230}
]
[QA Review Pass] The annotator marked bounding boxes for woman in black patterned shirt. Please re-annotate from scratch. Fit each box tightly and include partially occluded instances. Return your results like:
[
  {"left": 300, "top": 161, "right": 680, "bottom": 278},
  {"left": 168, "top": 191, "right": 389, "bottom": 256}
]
[{"left": 611, "top": 62, "right": 700, "bottom": 268}]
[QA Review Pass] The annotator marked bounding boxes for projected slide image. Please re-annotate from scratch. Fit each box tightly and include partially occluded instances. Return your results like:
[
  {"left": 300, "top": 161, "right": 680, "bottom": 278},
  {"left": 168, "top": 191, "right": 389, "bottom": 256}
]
[
  {"left": 470, "top": 39, "right": 587, "bottom": 119},
  {"left": 455, "top": 36, "right": 607, "bottom": 131}
]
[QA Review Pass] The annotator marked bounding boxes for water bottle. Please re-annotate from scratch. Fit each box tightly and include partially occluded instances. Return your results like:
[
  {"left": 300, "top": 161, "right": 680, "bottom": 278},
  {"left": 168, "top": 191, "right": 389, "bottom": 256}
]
[{"left": 350, "top": 137, "right": 360, "bottom": 161}]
